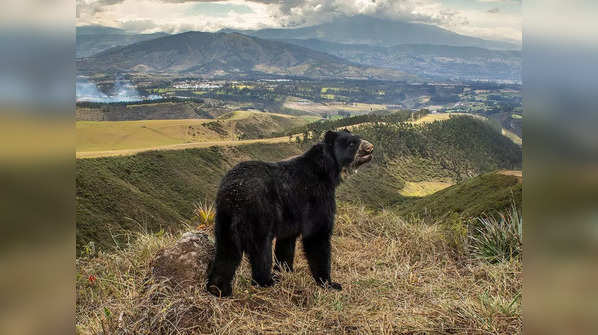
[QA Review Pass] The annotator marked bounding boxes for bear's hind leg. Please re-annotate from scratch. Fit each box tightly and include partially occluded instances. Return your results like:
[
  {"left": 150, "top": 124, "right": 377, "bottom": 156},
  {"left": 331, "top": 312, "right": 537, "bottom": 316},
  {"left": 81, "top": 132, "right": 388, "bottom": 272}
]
[
  {"left": 274, "top": 236, "right": 297, "bottom": 272},
  {"left": 206, "top": 216, "right": 242, "bottom": 297},
  {"left": 247, "top": 235, "right": 275, "bottom": 288}
]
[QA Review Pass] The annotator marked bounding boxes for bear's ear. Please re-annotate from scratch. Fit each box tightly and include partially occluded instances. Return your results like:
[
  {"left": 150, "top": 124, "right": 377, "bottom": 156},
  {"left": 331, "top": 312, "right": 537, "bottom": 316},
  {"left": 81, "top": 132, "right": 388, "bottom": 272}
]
[
  {"left": 342, "top": 128, "right": 350, "bottom": 133},
  {"left": 324, "top": 130, "right": 337, "bottom": 145}
]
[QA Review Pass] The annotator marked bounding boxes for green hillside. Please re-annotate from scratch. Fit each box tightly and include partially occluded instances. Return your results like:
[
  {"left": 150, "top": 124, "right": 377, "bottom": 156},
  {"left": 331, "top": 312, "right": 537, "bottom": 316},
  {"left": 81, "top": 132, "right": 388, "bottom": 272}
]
[
  {"left": 398, "top": 171, "right": 522, "bottom": 223},
  {"left": 76, "top": 116, "right": 521, "bottom": 251},
  {"left": 338, "top": 116, "right": 521, "bottom": 206},
  {"left": 76, "top": 143, "right": 304, "bottom": 251}
]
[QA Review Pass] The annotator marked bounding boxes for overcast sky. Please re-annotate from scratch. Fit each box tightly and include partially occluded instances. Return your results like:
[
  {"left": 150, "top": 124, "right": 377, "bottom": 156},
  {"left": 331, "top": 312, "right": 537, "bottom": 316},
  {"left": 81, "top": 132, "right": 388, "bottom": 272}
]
[{"left": 76, "top": 0, "right": 521, "bottom": 44}]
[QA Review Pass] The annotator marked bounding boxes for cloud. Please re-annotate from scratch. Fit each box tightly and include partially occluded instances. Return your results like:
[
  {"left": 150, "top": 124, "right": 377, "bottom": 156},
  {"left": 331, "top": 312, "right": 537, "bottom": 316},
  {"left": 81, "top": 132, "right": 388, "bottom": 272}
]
[
  {"left": 478, "top": 0, "right": 520, "bottom": 3},
  {"left": 77, "top": 0, "right": 465, "bottom": 28},
  {"left": 76, "top": 0, "right": 521, "bottom": 43},
  {"left": 76, "top": 0, "right": 126, "bottom": 18}
]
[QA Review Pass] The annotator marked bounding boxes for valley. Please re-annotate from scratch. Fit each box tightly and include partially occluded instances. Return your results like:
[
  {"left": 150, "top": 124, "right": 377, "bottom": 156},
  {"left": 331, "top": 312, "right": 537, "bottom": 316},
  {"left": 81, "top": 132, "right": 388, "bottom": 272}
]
[{"left": 76, "top": 76, "right": 522, "bottom": 157}]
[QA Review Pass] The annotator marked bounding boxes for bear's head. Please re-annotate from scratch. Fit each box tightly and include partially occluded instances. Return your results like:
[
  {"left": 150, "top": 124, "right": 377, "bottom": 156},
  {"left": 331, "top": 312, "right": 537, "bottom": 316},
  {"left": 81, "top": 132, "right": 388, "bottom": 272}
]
[{"left": 324, "top": 129, "right": 374, "bottom": 172}]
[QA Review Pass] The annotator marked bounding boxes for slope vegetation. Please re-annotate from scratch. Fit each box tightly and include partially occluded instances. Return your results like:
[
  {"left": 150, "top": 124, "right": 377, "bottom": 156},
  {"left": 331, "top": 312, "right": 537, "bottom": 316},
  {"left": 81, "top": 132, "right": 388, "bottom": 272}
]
[
  {"left": 77, "top": 116, "right": 521, "bottom": 250},
  {"left": 399, "top": 171, "right": 522, "bottom": 223},
  {"left": 76, "top": 143, "right": 304, "bottom": 250}
]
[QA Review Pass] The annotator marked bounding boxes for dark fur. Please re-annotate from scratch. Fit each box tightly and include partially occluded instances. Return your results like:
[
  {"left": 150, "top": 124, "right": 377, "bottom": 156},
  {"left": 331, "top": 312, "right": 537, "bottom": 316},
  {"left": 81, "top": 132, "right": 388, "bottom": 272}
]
[{"left": 206, "top": 130, "right": 372, "bottom": 297}]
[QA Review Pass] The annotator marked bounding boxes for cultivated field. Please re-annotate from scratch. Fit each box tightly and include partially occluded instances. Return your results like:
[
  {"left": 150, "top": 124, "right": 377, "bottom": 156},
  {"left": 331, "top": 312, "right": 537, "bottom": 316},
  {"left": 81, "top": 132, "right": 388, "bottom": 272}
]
[{"left": 284, "top": 97, "right": 387, "bottom": 115}]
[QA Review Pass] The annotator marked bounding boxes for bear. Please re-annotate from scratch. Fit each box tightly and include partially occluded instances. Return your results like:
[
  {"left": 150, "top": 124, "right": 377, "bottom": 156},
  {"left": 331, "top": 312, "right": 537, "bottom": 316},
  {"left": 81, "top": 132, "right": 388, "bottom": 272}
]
[{"left": 206, "top": 129, "right": 374, "bottom": 297}]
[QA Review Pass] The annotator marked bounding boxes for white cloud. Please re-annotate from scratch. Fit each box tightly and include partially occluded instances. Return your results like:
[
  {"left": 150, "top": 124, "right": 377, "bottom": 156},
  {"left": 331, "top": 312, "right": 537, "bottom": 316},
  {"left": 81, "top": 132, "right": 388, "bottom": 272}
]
[
  {"left": 76, "top": 0, "right": 521, "bottom": 43},
  {"left": 448, "top": 7, "right": 521, "bottom": 43}
]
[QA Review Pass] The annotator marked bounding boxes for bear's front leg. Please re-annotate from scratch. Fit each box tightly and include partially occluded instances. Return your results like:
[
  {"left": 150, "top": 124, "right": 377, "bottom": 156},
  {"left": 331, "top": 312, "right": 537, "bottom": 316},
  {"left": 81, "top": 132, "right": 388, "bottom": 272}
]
[{"left": 302, "top": 232, "right": 342, "bottom": 291}]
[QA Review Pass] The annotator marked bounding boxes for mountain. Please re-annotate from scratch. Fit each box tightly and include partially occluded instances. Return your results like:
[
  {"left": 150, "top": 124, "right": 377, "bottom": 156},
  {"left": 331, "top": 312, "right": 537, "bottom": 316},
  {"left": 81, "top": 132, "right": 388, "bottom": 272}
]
[
  {"left": 225, "top": 15, "right": 520, "bottom": 50},
  {"left": 77, "top": 31, "right": 415, "bottom": 80},
  {"left": 76, "top": 25, "right": 168, "bottom": 58},
  {"left": 280, "top": 39, "right": 521, "bottom": 81}
]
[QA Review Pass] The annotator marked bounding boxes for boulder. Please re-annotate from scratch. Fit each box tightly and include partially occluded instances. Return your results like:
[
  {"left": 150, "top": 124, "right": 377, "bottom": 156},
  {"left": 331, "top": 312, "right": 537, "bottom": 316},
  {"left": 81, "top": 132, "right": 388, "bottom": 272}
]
[{"left": 149, "top": 231, "right": 215, "bottom": 288}]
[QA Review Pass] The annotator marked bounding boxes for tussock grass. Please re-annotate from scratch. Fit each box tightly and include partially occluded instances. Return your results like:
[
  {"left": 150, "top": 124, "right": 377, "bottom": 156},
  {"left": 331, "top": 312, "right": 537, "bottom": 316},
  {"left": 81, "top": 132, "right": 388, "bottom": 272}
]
[
  {"left": 192, "top": 200, "right": 216, "bottom": 229},
  {"left": 470, "top": 204, "right": 522, "bottom": 264},
  {"left": 76, "top": 203, "right": 521, "bottom": 334}
]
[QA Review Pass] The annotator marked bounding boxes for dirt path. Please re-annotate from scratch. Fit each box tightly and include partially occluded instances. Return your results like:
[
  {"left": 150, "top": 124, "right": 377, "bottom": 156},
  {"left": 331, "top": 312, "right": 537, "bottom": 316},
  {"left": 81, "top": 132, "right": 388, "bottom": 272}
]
[{"left": 76, "top": 135, "right": 301, "bottom": 159}]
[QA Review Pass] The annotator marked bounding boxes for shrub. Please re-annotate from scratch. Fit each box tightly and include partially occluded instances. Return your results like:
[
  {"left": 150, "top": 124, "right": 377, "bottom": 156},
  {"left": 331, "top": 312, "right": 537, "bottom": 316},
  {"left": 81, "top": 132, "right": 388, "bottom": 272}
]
[
  {"left": 470, "top": 204, "right": 522, "bottom": 263},
  {"left": 192, "top": 200, "right": 216, "bottom": 229},
  {"left": 442, "top": 212, "right": 469, "bottom": 255}
]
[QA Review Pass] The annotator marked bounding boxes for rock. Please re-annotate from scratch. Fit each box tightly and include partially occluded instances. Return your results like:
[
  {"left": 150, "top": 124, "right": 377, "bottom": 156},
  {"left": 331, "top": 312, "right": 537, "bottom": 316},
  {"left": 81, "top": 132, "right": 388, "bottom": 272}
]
[{"left": 149, "top": 231, "right": 215, "bottom": 288}]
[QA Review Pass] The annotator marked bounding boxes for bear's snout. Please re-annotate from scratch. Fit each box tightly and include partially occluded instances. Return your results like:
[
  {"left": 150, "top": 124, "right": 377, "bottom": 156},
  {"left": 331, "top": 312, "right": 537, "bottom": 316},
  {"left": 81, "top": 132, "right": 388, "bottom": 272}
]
[
  {"left": 354, "top": 140, "right": 374, "bottom": 167},
  {"left": 360, "top": 140, "right": 374, "bottom": 154}
]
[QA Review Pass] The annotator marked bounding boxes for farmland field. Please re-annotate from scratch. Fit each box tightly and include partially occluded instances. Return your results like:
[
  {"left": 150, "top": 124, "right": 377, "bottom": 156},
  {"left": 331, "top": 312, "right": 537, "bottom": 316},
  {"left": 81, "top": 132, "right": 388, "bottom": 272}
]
[
  {"left": 77, "top": 119, "right": 217, "bottom": 152},
  {"left": 284, "top": 97, "right": 387, "bottom": 115},
  {"left": 77, "top": 110, "right": 312, "bottom": 153}
]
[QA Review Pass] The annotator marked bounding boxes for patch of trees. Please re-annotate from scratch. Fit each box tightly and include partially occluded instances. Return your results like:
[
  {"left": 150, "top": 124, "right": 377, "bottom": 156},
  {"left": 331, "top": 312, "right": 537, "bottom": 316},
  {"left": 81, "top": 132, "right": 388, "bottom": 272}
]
[
  {"left": 278, "top": 109, "right": 429, "bottom": 142},
  {"left": 75, "top": 97, "right": 204, "bottom": 108},
  {"left": 353, "top": 116, "right": 522, "bottom": 181}
]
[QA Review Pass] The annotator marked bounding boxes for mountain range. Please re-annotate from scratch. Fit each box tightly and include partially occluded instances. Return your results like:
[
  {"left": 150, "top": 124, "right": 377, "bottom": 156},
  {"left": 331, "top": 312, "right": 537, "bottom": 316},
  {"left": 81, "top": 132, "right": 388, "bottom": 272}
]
[
  {"left": 281, "top": 39, "right": 521, "bottom": 81},
  {"left": 223, "top": 15, "right": 519, "bottom": 51},
  {"left": 76, "top": 15, "right": 521, "bottom": 81},
  {"left": 76, "top": 25, "right": 168, "bottom": 58},
  {"left": 77, "top": 31, "right": 414, "bottom": 80}
]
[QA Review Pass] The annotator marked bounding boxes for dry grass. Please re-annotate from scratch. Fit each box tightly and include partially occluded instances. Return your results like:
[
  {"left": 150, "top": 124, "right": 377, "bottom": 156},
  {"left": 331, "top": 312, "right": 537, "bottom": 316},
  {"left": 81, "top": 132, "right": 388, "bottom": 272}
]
[
  {"left": 76, "top": 203, "right": 521, "bottom": 334},
  {"left": 407, "top": 113, "right": 486, "bottom": 125},
  {"left": 76, "top": 135, "right": 304, "bottom": 159},
  {"left": 76, "top": 111, "right": 308, "bottom": 155},
  {"left": 399, "top": 181, "right": 454, "bottom": 197}
]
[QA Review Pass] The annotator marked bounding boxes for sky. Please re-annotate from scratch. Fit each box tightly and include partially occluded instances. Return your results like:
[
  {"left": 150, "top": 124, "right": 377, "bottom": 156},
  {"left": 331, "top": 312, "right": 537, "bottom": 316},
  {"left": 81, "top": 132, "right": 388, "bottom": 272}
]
[{"left": 76, "top": 0, "right": 521, "bottom": 44}]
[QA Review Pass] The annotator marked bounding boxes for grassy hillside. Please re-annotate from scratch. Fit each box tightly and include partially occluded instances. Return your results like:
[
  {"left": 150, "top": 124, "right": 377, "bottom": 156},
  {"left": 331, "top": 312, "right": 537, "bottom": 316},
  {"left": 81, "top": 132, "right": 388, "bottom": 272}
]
[
  {"left": 76, "top": 116, "right": 522, "bottom": 333},
  {"left": 76, "top": 143, "right": 304, "bottom": 251},
  {"left": 76, "top": 110, "right": 311, "bottom": 152},
  {"left": 77, "top": 116, "right": 521, "bottom": 251},
  {"left": 337, "top": 117, "right": 522, "bottom": 207},
  {"left": 399, "top": 171, "right": 522, "bottom": 223},
  {"left": 76, "top": 202, "right": 521, "bottom": 334}
]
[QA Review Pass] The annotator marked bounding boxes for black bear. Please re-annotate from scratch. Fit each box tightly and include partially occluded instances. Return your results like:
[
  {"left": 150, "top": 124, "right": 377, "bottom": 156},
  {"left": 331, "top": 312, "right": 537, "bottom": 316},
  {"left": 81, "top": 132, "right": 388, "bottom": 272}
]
[{"left": 206, "top": 130, "right": 374, "bottom": 297}]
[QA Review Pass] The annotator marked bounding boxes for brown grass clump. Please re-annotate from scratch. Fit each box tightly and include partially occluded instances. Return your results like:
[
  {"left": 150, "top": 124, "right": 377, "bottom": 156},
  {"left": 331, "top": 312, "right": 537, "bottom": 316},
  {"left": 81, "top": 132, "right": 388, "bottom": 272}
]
[{"left": 76, "top": 203, "right": 521, "bottom": 334}]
